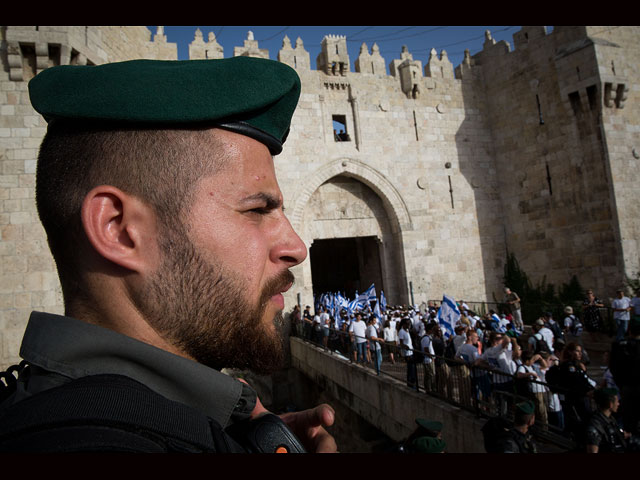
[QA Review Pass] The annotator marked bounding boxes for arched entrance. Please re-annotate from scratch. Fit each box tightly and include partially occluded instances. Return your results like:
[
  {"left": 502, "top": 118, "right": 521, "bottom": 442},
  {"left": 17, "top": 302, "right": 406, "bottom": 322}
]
[
  {"left": 301, "top": 174, "right": 405, "bottom": 302},
  {"left": 287, "top": 158, "right": 413, "bottom": 305}
]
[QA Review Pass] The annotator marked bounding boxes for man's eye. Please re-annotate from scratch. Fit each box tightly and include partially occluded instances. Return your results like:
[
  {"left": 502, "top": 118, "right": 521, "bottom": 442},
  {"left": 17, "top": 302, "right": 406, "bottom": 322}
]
[{"left": 248, "top": 207, "right": 269, "bottom": 215}]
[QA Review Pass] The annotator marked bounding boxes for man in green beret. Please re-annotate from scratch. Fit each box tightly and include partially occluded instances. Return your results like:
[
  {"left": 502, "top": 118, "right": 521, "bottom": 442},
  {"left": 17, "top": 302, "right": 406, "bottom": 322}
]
[
  {"left": 399, "top": 418, "right": 445, "bottom": 453},
  {"left": 411, "top": 436, "right": 446, "bottom": 453},
  {"left": 585, "top": 387, "right": 630, "bottom": 453},
  {"left": 609, "top": 317, "right": 640, "bottom": 438},
  {"left": 0, "top": 57, "right": 336, "bottom": 453},
  {"left": 497, "top": 401, "right": 538, "bottom": 453}
]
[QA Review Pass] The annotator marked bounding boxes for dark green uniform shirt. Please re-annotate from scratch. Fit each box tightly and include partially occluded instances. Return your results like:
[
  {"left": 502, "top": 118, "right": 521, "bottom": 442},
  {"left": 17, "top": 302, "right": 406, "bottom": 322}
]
[{"left": 2, "top": 311, "right": 257, "bottom": 428}]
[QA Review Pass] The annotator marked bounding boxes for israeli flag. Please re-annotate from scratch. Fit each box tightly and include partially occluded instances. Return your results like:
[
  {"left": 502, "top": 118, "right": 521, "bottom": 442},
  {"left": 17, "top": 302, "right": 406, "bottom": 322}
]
[
  {"left": 356, "top": 290, "right": 367, "bottom": 304},
  {"left": 365, "top": 283, "right": 377, "bottom": 303},
  {"left": 322, "top": 293, "right": 332, "bottom": 310},
  {"left": 436, "top": 294, "right": 460, "bottom": 339},
  {"left": 380, "top": 290, "right": 387, "bottom": 312},
  {"left": 347, "top": 298, "right": 358, "bottom": 313},
  {"left": 334, "top": 292, "right": 346, "bottom": 322},
  {"left": 373, "top": 300, "right": 382, "bottom": 322}
]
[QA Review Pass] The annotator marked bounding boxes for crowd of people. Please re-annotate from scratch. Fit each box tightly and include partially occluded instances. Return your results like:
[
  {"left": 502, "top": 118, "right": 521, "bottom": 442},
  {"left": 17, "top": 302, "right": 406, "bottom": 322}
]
[{"left": 291, "top": 285, "right": 640, "bottom": 453}]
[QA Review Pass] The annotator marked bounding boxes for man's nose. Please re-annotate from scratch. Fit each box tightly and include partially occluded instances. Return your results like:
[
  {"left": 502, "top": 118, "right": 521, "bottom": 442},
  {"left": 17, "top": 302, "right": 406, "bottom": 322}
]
[{"left": 271, "top": 215, "right": 307, "bottom": 267}]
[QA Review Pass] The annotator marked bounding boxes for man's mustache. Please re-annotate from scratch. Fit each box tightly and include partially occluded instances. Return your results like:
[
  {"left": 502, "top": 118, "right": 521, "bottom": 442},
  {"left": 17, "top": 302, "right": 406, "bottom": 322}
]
[{"left": 261, "top": 269, "right": 295, "bottom": 302}]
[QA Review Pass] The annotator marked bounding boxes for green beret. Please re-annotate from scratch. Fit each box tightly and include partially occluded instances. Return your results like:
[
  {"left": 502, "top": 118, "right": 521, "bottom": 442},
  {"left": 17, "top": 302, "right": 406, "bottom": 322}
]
[
  {"left": 28, "top": 57, "right": 301, "bottom": 155},
  {"left": 515, "top": 400, "right": 535, "bottom": 415},
  {"left": 415, "top": 419, "right": 443, "bottom": 436},
  {"left": 411, "top": 436, "right": 446, "bottom": 454},
  {"left": 594, "top": 387, "right": 619, "bottom": 403}
]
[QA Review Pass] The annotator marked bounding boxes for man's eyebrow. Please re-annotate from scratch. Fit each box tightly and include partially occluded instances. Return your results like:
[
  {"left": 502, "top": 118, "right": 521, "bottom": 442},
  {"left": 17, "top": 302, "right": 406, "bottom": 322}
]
[{"left": 240, "top": 192, "right": 283, "bottom": 209}]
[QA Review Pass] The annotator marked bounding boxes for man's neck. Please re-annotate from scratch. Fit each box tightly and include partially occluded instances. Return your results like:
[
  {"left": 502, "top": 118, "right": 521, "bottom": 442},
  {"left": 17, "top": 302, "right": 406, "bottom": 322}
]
[{"left": 67, "top": 289, "right": 193, "bottom": 363}]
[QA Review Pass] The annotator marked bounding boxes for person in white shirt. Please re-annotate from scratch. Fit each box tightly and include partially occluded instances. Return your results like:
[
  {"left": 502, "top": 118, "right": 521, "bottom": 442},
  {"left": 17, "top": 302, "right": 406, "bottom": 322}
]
[
  {"left": 420, "top": 324, "right": 436, "bottom": 392},
  {"left": 516, "top": 351, "right": 549, "bottom": 429},
  {"left": 312, "top": 310, "right": 323, "bottom": 344},
  {"left": 383, "top": 320, "right": 398, "bottom": 365},
  {"left": 499, "top": 314, "right": 510, "bottom": 333},
  {"left": 367, "top": 317, "right": 384, "bottom": 375},
  {"left": 455, "top": 330, "right": 482, "bottom": 407},
  {"left": 398, "top": 318, "right": 418, "bottom": 390},
  {"left": 349, "top": 314, "right": 368, "bottom": 364},
  {"left": 538, "top": 321, "right": 555, "bottom": 353},
  {"left": 415, "top": 315, "right": 426, "bottom": 338},
  {"left": 630, "top": 289, "right": 640, "bottom": 322},
  {"left": 452, "top": 325, "right": 467, "bottom": 352},
  {"left": 612, "top": 288, "right": 631, "bottom": 341}
]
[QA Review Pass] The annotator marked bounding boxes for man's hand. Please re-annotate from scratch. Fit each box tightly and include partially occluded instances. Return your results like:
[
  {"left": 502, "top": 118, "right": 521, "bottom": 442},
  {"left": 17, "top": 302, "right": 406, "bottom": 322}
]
[
  {"left": 241, "top": 378, "right": 338, "bottom": 453},
  {"left": 280, "top": 404, "right": 337, "bottom": 453}
]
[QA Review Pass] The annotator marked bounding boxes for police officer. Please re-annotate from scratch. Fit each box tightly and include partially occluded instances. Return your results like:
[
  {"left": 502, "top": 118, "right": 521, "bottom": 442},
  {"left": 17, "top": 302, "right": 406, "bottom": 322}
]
[
  {"left": 546, "top": 342, "right": 595, "bottom": 438},
  {"left": 585, "top": 388, "right": 628, "bottom": 453},
  {"left": 399, "top": 419, "right": 446, "bottom": 453},
  {"left": 498, "top": 401, "right": 538, "bottom": 453},
  {"left": 609, "top": 317, "right": 640, "bottom": 436},
  {"left": 0, "top": 57, "right": 336, "bottom": 453}
]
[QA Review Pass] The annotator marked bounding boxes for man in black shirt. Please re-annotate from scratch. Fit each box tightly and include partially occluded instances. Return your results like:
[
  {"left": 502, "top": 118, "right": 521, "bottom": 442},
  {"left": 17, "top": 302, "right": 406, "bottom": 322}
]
[
  {"left": 497, "top": 401, "right": 538, "bottom": 453},
  {"left": 585, "top": 388, "right": 628, "bottom": 453}
]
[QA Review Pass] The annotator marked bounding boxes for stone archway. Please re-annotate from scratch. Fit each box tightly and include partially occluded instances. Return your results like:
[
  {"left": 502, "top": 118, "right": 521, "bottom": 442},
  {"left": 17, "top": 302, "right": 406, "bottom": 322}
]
[
  {"left": 289, "top": 158, "right": 413, "bottom": 234},
  {"left": 290, "top": 159, "right": 412, "bottom": 307}
]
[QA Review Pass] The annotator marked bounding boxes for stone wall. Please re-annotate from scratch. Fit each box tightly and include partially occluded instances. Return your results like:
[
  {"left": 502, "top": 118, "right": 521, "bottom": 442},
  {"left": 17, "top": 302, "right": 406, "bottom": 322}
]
[
  {"left": 470, "top": 26, "right": 640, "bottom": 297},
  {"left": 289, "top": 336, "right": 487, "bottom": 452}
]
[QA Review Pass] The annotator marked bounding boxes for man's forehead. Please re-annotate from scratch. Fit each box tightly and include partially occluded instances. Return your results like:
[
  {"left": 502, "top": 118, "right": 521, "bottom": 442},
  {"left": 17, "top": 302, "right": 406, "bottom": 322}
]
[{"left": 201, "top": 129, "right": 282, "bottom": 194}]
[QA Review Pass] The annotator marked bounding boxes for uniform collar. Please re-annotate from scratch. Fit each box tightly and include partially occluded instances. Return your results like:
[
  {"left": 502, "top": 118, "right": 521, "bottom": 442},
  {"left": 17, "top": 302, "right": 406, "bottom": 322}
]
[{"left": 20, "top": 311, "right": 256, "bottom": 428}]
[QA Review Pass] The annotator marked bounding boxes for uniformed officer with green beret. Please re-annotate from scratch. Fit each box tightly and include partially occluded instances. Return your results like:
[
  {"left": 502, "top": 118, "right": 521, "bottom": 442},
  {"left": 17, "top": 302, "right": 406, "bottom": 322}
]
[
  {"left": 398, "top": 418, "right": 446, "bottom": 453},
  {"left": 585, "top": 387, "right": 629, "bottom": 453},
  {"left": 0, "top": 57, "right": 336, "bottom": 453},
  {"left": 498, "top": 401, "right": 538, "bottom": 453}
]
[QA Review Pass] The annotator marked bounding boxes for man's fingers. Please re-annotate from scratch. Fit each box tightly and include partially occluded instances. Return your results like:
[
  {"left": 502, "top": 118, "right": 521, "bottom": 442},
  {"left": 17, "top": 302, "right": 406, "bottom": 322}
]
[
  {"left": 279, "top": 404, "right": 338, "bottom": 453},
  {"left": 282, "top": 403, "right": 335, "bottom": 428}
]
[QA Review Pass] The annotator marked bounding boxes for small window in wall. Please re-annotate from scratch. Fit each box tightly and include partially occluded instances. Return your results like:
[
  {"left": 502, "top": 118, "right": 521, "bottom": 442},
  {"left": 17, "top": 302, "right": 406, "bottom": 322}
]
[
  {"left": 333, "top": 115, "right": 350, "bottom": 142},
  {"left": 568, "top": 91, "right": 582, "bottom": 115},
  {"left": 20, "top": 44, "right": 37, "bottom": 81},
  {"left": 586, "top": 85, "right": 598, "bottom": 111}
]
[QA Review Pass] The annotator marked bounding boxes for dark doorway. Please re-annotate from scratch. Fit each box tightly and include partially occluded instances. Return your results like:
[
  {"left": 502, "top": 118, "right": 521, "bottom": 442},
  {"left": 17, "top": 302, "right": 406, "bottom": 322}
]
[{"left": 310, "top": 236, "right": 383, "bottom": 299}]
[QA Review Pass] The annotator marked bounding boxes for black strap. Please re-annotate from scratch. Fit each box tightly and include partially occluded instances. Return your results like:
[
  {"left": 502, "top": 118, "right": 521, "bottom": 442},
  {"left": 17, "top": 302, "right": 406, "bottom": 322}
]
[{"left": 0, "top": 373, "right": 244, "bottom": 453}]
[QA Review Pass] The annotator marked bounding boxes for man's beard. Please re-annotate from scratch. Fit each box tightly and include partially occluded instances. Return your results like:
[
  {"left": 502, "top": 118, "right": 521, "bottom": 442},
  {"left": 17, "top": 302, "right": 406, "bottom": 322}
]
[{"left": 131, "top": 224, "right": 294, "bottom": 374}]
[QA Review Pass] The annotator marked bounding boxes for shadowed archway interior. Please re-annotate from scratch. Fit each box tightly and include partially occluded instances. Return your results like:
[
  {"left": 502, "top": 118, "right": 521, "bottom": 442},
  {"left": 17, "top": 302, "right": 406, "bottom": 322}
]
[{"left": 309, "top": 236, "right": 383, "bottom": 299}]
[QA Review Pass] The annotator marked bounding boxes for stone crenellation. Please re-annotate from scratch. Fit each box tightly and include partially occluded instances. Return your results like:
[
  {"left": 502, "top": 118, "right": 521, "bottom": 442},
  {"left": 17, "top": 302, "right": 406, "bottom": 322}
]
[{"left": 1, "top": 25, "right": 639, "bottom": 369}]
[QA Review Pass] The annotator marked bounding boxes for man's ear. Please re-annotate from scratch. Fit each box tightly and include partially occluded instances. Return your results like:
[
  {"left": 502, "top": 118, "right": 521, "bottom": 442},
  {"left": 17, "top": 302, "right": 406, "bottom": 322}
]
[{"left": 81, "top": 185, "right": 158, "bottom": 273}]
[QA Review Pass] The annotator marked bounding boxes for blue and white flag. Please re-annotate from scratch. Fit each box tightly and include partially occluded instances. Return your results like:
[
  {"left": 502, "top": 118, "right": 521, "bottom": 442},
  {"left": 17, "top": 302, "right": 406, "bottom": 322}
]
[
  {"left": 373, "top": 300, "right": 382, "bottom": 323},
  {"left": 334, "top": 292, "right": 347, "bottom": 323},
  {"left": 436, "top": 294, "right": 460, "bottom": 339},
  {"left": 347, "top": 298, "right": 359, "bottom": 314},
  {"left": 364, "top": 283, "right": 377, "bottom": 304},
  {"left": 380, "top": 290, "right": 387, "bottom": 312}
]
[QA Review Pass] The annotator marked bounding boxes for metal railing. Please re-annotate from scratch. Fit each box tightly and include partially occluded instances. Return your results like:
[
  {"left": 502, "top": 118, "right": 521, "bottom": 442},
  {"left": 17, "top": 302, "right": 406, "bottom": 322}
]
[
  {"left": 426, "top": 300, "right": 617, "bottom": 335},
  {"left": 291, "top": 319, "right": 585, "bottom": 451}
]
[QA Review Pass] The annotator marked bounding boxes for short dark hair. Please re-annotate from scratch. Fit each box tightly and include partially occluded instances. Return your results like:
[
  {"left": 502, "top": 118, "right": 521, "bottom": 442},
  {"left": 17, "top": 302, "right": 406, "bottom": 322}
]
[{"left": 36, "top": 123, "right": 228, "bottom": 306}]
